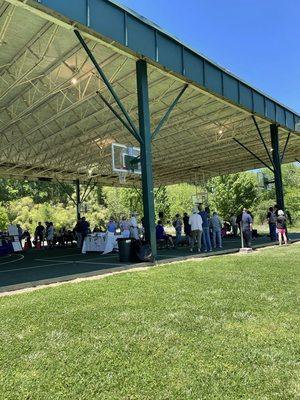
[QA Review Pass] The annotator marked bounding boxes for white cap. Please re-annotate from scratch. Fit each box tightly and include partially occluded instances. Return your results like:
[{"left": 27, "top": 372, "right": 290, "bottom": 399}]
[{"left": 278, "top": 210, "right": 284, "bottom": 216}]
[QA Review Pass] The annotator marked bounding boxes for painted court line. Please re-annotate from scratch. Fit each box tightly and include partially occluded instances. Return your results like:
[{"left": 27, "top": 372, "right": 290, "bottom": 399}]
[
  {"left": 34, "top": 257, "right": 109, "bottom": 264},
  {"left": 0, "top": 262, "right": 74, "bottom": 274},
  {"left": 0, "top": 254, "right": 24, "bottom": 266},
  {"left": 0, "top": 258, "right": 123, "bottom": 274}
]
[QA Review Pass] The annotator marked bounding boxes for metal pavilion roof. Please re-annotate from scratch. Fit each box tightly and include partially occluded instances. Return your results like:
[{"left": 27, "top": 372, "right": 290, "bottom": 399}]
[{"left": 0, "top": 0, "right": 299, "bottom": 186}]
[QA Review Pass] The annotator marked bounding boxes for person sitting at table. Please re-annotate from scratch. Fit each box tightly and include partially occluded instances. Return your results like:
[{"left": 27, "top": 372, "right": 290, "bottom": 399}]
[
  {"left": 107, "top": 217, "right": 117, "bottom": 234},
  {"left": 120, "top": 216, "right": 130, "bottom": 238},
  {"left": 156, "top": 220, "right": 174, "bottom": 248}
]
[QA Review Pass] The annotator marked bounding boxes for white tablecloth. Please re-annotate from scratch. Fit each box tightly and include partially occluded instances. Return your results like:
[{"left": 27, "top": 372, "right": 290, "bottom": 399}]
[{"left": 82, "top": 233, "right": 122, "bottom": 254}]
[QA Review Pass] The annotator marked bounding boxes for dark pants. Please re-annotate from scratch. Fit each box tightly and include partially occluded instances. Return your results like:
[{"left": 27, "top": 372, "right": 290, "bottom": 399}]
[
  {"left": 269, "top": 223, "right": 276, "bottom": 241},
  {"left": 243, "top": 229, "right": 252, "bottom": 248}
]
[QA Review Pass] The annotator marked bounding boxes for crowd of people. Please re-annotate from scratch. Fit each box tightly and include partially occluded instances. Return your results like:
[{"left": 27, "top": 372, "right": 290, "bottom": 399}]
[
  {"left": 156, "top": 205, "right": 253, "bottom": 252},
  {"left": 156, "top": 203, "right": 289, "bottom": 251},
  {"left": 14, "top": 203, "right": 289, "bottom": 251}
]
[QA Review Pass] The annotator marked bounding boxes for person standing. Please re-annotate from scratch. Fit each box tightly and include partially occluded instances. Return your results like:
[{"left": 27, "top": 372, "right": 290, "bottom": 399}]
[
  {"left": 75, "top": 218, "right": 82, "bottom": 249},
  {"left": 230, "top": 214, "right": 238, "bottom": 237},
  {"left": 189, "top": 207, "right": 203, "bottom": 253},
  {"left": 80, "top": 217, "right": 90, "bottom": 248},
  {"left": 173, "top": 214, "right": 183, "bottom": 246},
  {"left": 34, "top": 222, "right": 45, "bottom": 247},
  {"left": 210, "top": 212, "right": 223, "bottom": 249},
  {"left": 241, "top": 208, "right": 253, "bottom": 248},
  {"left": 199, "top": 206, "right": 212, "bottom": 252},
  {"left": 183, "top": 212, "right": 191, "bottom": 246},
  {"left": 120, "top": 216, "right": 130, "bottom": 238},
  {"left": 107, "top": 217, "right": 117, "bottom": 234},
  {"left": 267, "top": 207, "right": 277, "bottom": 241},
  {"left": 47, "top": 222, "right": 54, "bottom": 249},
  {"left": 276, "top": 210, "right": 288, "bottom": 246},
  {"left": 130, "top": 212, "right": 139, "bottom": 240}
]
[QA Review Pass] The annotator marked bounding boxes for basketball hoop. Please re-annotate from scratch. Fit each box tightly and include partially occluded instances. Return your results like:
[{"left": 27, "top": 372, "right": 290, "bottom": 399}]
[{"left": 118, "top": 171, "right": 127, "bottom": 184}]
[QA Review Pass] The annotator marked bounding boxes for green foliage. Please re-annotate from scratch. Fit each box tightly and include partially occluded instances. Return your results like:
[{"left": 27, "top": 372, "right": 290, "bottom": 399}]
[
  {"left": 0, "top": 179, "right": 74, "bottom": 205},
  {"left": 207, "top": 172, "right": 259, "bottom": 220},
  {"left": 0, "top": 205, "right": 9, "bottom": 231},
  {"left": 0, "top": 164, "right": 298, "bottom": 232},
  {"left": 167, "top": 184, "right": 196, "bottom": 218},
  {"left": 6, "top": 197, "right": 76, "bottom": 232}
]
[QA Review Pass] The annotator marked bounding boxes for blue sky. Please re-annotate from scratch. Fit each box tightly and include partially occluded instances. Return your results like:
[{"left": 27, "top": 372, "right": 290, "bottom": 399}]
[{"left": 119, "top": 0, "right": 300, "bottom": 113}]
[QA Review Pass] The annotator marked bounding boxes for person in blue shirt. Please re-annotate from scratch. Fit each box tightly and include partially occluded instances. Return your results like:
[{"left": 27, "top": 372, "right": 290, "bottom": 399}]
[
  {"left": 156, "top": 220, "right": 174, "bottom": 248},
  {"left": 107, "top": 217, "right": 117, "bottom": 234},
  {"left": 198, "top": 205, "right": 212, "bottom": 252}
]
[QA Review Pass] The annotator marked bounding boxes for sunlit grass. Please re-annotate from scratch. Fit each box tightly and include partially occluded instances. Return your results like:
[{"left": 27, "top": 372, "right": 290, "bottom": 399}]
[{"left": 0, "top": 244, "right": 299, "bottom": 399}]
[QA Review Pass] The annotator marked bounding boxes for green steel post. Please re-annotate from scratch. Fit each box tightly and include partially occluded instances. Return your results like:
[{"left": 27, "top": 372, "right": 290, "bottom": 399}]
[
  {"left": 270, "top": 124, "right": 284, "bottom": 210},
  {"left": 76, "top": 179, "right": 81, "bottom": 221},
  {"left": 136, "top": 60, "right": 157, "bottom": 259}
]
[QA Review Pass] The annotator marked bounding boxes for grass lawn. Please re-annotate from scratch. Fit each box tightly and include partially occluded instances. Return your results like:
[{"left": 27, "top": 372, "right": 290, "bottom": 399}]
[{"left": 0, "top": 245, "right": 299, "bottom": 400}]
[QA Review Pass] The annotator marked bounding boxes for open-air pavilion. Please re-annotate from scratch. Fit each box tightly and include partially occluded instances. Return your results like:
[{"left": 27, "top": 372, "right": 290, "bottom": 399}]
[{"left": 0, "top": 0, "right": 300, "bottom": 258}]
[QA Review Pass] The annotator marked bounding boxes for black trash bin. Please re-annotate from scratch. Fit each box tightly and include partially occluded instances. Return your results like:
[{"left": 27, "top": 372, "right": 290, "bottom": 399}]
[{"left": 117, "top": 238, "right": 132, "bottom": 262}]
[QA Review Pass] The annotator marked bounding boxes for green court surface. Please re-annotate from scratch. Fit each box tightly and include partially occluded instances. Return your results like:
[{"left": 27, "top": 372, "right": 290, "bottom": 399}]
[{"left": 0, "top": 233, "right": 299, "bottom": 293}]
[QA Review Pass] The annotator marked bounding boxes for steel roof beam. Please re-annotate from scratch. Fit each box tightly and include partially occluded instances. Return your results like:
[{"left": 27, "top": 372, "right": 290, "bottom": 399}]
[
  {"left": 74, "top": 29, "right": 141, "bottom": 143},
  {"left": 233, "top": 138, "right": 274, "bottom": 173},
  {"left": 152, "top": 84, "right": 188, "bottom": 141}
]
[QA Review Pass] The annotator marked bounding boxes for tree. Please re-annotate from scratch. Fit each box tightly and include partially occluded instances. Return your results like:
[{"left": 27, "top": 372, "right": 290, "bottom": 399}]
[
  {"left": 167, "top": 183, "right": 196, "bottom": 218},
  {"left": 207, "top": 173, "right": 259, "bottom": 220},
  {"left": 0, "top": 205, "right": 9, "bottom": 231}
]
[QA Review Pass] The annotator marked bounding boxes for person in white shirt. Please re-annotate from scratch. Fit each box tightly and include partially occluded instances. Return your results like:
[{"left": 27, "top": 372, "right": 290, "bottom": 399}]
[
  {"left": 129, "top": 212, "right": 139, "bottom": 240},
  {"left": 189, "top": 207, "right": 203, "bottom": 252}
]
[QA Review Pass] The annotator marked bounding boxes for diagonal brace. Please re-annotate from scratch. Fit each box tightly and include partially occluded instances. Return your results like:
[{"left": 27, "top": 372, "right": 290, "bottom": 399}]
[
  {"left": 74, "top": 29, "right": 141, "bottom": 143},
  {"left": 281, "top": 131, "right": 291, "bottom": 163},
  {"left": 233, "top": 137, "right": 274, "bottom": 173},
  {"left": 82, "top": 182, "right": 98, "bottom": 202},
  {"left": 152, "top": 84, "right": 188, "bottom": 141},
  {"left": 81, "top": 177, "right": 93, "bottom": 201},
  {"left": 252, "top": 116, "right": 275, "bottom": 169},
  {"left": 96, "top": 91, "right": 141, "bottom": 142},
  {"left": 55, "top": 179, "right": 77, "bottom": 205}
]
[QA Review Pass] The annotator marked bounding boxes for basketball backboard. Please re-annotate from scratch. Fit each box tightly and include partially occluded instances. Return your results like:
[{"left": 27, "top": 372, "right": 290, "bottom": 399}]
[{"left": 112, "top": 143, "right": 141, "bottom": 175}]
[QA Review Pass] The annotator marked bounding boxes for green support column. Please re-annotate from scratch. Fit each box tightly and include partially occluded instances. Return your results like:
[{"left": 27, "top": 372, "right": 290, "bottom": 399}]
[
  {"left": 270, "top": 124, "right": 284, "bottom": 210},
  {"left": 136, "top": 60, "right": 157, "bottom": 259},
  {"left": 75, "top": 179, "right": 81, "bottom": 221}
]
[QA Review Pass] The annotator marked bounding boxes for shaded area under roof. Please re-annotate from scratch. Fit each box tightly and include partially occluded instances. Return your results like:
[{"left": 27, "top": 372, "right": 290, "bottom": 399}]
[{"left": 0, "top": 0, "right": 299, "bottom": 186}]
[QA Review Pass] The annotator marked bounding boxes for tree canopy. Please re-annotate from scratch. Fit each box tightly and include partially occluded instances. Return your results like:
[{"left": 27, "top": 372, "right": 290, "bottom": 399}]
[{"left": 0, "top": 164, "right": 299, "bottom": 232}]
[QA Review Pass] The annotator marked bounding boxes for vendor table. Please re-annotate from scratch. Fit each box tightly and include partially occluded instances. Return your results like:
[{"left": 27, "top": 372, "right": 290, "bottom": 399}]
[{"left": 82, "top": 233, "right": 122, "bottom": 254}]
